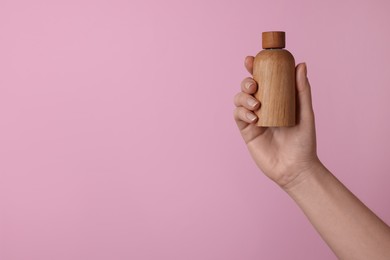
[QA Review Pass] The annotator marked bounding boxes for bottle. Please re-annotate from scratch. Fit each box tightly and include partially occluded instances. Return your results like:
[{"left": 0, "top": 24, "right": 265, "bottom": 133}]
[{"left": 253, "top": 31, "right": 296, "bottom": 127}]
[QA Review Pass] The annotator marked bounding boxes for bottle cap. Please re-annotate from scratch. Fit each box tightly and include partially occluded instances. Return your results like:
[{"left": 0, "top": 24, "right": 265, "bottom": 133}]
[{"left": 262, "top": 31, "right": 285, "bottom": 49}]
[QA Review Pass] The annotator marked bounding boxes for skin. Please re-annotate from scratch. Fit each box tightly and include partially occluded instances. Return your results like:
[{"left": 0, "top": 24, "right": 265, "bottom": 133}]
[{"left": 233, "top": 56, "right": 390, "bottom": 259}]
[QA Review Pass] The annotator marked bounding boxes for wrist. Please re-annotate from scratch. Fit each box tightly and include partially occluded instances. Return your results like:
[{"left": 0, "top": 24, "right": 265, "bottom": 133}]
[{"left": 280, "top": 159, "right": 328, "bottom": 192}]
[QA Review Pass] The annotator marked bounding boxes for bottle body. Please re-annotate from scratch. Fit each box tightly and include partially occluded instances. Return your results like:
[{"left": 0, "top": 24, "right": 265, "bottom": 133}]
[{"left": 253, "top": 49, "right": 296, "bottom": 127}]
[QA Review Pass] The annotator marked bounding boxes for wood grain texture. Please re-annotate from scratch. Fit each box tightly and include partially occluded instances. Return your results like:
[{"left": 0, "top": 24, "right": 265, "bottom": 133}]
[
  {"left": 262, "top": 31, "right": 285, "bottom": 49},
  {"left": 253, "top": 49, "right": 296, "bottom": 127}
]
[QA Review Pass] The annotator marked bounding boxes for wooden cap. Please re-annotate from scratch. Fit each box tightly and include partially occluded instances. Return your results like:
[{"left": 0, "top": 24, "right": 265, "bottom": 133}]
[{"left": 262, "top": 31, "right": 285, "bottom": 49}]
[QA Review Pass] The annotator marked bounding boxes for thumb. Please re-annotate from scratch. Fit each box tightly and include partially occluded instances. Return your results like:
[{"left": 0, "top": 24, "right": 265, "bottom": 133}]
[{"left": 296, "top": 63, "right": 314, "bottom": 125}]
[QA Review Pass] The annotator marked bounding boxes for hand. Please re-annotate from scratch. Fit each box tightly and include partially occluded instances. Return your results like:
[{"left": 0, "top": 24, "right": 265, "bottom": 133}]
[{"left": 233, "top": 56, "right": 323, "bottom": 189}]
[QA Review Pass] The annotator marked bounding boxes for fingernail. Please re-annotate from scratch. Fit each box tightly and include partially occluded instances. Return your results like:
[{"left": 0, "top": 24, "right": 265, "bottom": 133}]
[
  {"left": 303, "top": 62, "right": 307, "bottom": 77},
  {"left": 247, "top": 98, "right": 258, "bottom": 108},
  {"left": 246, "top": 112, "right": 257, "bottom": 121},
  {"left": 245, "top": 82, "right": 254, "bottom": 90}
]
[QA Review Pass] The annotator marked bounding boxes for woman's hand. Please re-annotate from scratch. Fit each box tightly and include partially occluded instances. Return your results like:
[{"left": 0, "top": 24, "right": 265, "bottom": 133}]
[
  {"left": 234, "top": 56, "right": 390, "bottom": 260},
  {"left": 233, "top": 56, "right": 323, "bottom": 189}
]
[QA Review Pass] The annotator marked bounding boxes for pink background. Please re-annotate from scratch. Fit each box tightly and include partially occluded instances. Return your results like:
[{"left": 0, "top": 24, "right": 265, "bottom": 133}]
[{"left": 1, "top": 0, "right": 390, "bottom": 259}]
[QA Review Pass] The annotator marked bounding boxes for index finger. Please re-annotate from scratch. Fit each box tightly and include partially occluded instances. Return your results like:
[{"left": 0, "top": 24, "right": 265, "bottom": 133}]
[{"left": 244, "top": 56, "right": 254, "bottom": 75}]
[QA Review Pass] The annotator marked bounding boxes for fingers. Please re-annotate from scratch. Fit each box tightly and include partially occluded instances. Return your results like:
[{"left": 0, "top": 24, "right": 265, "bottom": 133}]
[
  {"left": 296, "top": 63, "right": 315, "bottom": 126},
  {"left": 234, "top": 107, "right": 258, "bottom": 125},
  {"left": 234, "top": 56, "right": 259, "bottom": 129},
  {"left": 240, "top": 77, "right": 257, "bottom": 94},
  {"left": 233, "top": 91, "right": 260, "bottom": 130},
  {"left": 244, "top": 56, "right": 254, "bottom": 75},
  {"left": 234, "top": 92, "right": 260, "bottom": 111}
]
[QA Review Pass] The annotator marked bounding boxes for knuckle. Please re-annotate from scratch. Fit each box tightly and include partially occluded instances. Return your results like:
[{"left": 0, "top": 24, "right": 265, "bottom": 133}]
[
  {"left": 233, "top": 107, "right": 241, "bottom": 120},
  {"left": 237, "top": 107, "right": 246, "bottom": 119},
  {"left": 233, "top": 92, "right": 243, "bottom": 106},
  {"left": 234, "top": 106, "right": 242, "bottom": 116}
]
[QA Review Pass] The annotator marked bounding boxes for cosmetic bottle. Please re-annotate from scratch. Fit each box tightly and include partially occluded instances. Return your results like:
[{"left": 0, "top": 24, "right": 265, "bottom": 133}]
[{"left": 253, "top": 31, "right": 296, "bottom": 127}]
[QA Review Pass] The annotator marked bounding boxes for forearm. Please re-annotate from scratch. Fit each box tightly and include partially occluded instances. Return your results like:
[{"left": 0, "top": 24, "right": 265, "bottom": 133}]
[{"left": 284, "top": 163, "right": 390, "bottom": 260}]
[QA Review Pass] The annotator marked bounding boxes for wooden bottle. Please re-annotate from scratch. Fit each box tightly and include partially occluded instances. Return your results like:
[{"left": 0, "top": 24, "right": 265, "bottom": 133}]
[{"left": 253, "top": 31, "right": 296, "bottom": 127}]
